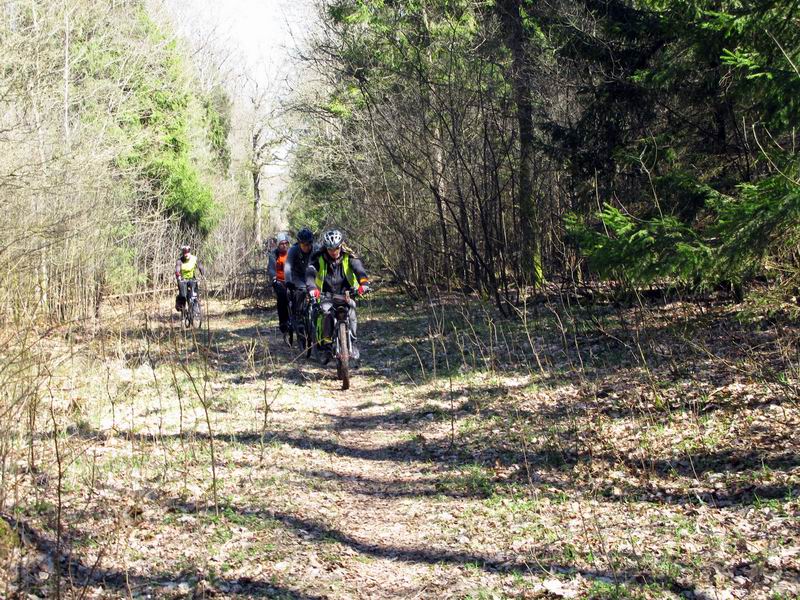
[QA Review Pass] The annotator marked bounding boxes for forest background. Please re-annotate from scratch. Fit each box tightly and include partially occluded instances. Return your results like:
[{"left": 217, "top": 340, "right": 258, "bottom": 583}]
[
  {"left": 0, "top": 0, "right": 798, "bottom": 597},
  {"left": 2, "top": 0, "right": 797, "bottom": 320}
]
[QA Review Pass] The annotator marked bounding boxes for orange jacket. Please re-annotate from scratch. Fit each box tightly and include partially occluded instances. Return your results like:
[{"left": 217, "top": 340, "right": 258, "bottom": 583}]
[{"left": 268, "top": 249, "right": 288, "bottom": 282}]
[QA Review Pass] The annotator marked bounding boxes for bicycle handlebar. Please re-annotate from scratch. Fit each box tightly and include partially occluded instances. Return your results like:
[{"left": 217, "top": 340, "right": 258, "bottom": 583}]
[{"left": 312, "top": 291, "right": 355, "bottom": 303}]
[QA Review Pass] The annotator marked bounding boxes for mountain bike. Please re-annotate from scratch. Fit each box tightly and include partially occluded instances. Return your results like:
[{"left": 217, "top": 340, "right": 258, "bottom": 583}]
[
  {"left": 314, "top": 291, "right": 357, "bottom": 390},
  {"left": 180, "top": 279, "right": 202, "bottom": 328},
  {"left": 292, "top": 291, "right": 314, "bottom": 359}
]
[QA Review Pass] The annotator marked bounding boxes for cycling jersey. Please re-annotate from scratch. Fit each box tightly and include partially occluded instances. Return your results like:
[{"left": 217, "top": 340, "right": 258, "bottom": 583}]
[
  {"left": 285, "top": 243, "right": 314, "bottom": 288},
  {"left": 305, "top": 250, "right": 368, "bottom": 294},
  {"left": 175, "top": 254, "right": 204, "bottom": 279}
]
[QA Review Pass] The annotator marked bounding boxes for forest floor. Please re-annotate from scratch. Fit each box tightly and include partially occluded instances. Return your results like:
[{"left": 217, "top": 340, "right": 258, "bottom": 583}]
[{"left": 1, "top": 289, "right": 799, "bottom": 599}]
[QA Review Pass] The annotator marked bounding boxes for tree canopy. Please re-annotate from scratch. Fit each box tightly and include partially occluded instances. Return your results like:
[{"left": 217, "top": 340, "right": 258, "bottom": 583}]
[{"left": 289, "top": 0, "right": 800, "bottom": 304}]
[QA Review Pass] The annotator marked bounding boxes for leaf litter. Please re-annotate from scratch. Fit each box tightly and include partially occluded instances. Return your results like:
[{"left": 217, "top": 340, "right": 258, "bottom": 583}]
[{"left": 1, "top": 294, "right": 798, "bottom": 599}]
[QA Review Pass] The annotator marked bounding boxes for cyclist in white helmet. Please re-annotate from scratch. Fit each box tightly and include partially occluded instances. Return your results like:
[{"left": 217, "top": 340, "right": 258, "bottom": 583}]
[{"left": 305, "top": 229, "right": 369, "bottom": 362}]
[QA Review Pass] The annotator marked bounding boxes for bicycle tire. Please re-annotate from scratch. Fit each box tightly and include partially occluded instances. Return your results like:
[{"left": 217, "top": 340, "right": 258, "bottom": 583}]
[
  {"left": 337, "top": 321, "right": 350, "bottom": 390},
  {"left": 193, "top": 299, "right": 202, "bottom": 329},
  {"left": 303, "top": 313, "right": 313, "bottom": 358}
]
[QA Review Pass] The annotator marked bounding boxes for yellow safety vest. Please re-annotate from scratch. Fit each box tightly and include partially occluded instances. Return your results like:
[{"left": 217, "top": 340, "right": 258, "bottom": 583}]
[
  {"left": 180, "top": 254, "right": 198, "bottom": 279},
  {"left": 315, "top": 254, "right": 358, "bottom": 291}
]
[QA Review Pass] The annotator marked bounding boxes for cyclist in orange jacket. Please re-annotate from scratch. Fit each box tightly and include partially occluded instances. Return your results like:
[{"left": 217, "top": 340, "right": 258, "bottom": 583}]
[{"left": 267, "top": 233, "right": 291, "bottom": 339}]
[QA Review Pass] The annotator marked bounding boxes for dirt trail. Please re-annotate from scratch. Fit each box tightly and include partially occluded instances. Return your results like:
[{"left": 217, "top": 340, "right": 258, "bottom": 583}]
[
  {"left": 6, "top": 294, "right": 800, "bottom": 599},
  {"left": 201, "top": 298, "right": 528, "bottom": 598}
]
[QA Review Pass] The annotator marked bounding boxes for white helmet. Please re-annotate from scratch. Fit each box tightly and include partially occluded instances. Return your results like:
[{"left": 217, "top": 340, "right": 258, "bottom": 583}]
[
  {"left": 276, "top": 232, "right": 291, "bottom": 244},
  {"left": 322, "top": 229, "right": 343, "bottom": 249}
]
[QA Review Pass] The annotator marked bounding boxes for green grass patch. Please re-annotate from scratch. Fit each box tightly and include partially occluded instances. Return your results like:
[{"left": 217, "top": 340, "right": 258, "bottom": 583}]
[
  {"left": 437, "top": 463, "right": 495, "bottom": 496},
  {"left": 587, "top": 580, "right": 635, "bottom": 599},
  {"left": 484, "top": 491, "right": 539, "bottom": 516}
]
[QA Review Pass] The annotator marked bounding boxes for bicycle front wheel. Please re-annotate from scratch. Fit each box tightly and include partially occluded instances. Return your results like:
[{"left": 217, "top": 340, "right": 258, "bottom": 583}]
[
  {"left": 186, "top": 297, "right": 199, "bottom": 328},
  {"left": 337, "top": 321, "right": 350, "bottom": 390}
]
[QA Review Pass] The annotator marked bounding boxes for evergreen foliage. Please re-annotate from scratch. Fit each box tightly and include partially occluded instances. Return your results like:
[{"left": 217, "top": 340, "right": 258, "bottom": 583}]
[
  {"left": 566, "top": 206, "right": 713, "bottom": 288},
  {"left": 204, "top": 85, "right": 233, "bottom": 173},
  {"left": 292, "top": 0, "right": 797, "bottom": 300},
  {"left": 115, "top": 13, "right": 219, "bottom": 235},
  {"left": 562, "top": 0, "right": 799, "bottom": 294},
  {"left": 712, "top": 168, "right": 800, "bottom": 284}
]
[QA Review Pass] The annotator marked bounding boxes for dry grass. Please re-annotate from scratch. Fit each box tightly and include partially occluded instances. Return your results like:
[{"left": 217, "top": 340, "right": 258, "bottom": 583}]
[{"left": 0, "top": 291, "right": 797, "bottom": 599}]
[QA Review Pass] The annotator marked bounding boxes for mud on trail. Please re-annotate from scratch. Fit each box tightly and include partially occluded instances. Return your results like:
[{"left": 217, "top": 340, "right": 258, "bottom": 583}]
[{"left": 2, "top": 291, "right": 799, "bottom": 599}]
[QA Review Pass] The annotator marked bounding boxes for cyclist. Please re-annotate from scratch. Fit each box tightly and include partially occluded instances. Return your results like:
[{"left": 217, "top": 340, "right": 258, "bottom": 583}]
[
  {"left": 285, "top": 227, "right": 315, "bottom": 324},
  {"left": 267, "top": 232, "right": 291, "bottom": 340},
  {"left": 305, "top": 229, "right": 369, "bottom": 362},
  {"left": 175, "top": 245, "right": 205, "bottom": 312}
]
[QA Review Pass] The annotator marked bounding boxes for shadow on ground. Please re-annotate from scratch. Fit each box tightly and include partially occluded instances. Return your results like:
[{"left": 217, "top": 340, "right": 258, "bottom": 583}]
[
  {"left": 162, "top": 499, "right": 698, "bottom": 596},
  {"left": 4, "top": 515, "right": 326, "bottom": 599}
]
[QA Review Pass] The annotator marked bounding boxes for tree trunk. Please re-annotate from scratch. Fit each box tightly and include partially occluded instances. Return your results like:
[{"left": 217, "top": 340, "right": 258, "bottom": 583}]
[
  {"left": 431, "top": 127, "right": 452, "bottom": 283},
  {"left": 497, "top": 0, "right": 543, "bottom": 289},
  {"left": 253, "top": 169, "right": 262, "bottom": 248}
]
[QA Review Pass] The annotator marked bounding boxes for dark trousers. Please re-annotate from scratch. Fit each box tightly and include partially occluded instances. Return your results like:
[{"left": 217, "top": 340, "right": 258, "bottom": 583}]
[
  {"left": 178, "top": 279, "right": 198, "bottom": 306},
  {"left": 273, "top": 281, "right": 290, "bottom": 332},
  {"left": 290, "top": 288, "right": 308, "bottom": 319},
  {"left": 320, "top": 298, "right": 357, "bottom": 342}
]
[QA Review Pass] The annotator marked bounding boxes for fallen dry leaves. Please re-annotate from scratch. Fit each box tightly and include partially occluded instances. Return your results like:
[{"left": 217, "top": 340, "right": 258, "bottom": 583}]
[{"left": 0, "top": 294, "right": 797, "bottom": 599}]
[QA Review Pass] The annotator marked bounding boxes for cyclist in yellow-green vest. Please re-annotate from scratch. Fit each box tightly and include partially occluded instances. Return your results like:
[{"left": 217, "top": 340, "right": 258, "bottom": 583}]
[
  {"left": 306, "top": 229, "right": 369, "bottom": 362},
  {"left": 175, "top": 245, "right": 205, "bottom": 312}
]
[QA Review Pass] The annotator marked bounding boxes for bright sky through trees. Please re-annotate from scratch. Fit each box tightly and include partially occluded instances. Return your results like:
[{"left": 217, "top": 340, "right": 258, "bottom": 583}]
[
  {"left": 165, "top": 0, "right": 315, "bottom": 84},
  {"left": 164, "top": 0, "right": 317, "bottom": 227}
]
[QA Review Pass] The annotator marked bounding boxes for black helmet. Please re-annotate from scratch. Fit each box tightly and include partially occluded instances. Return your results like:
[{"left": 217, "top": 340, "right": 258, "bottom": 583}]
[
  {"left": 297, "top": 228, "right": 314, "bottom": 244},
  {"left": 322, "top": 229, "right": 343, "bottom": 249}
]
